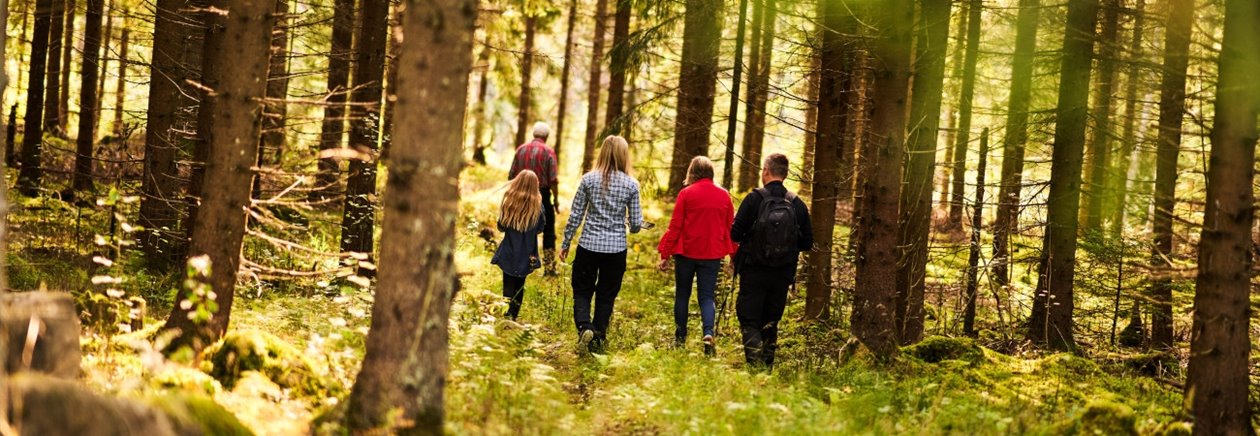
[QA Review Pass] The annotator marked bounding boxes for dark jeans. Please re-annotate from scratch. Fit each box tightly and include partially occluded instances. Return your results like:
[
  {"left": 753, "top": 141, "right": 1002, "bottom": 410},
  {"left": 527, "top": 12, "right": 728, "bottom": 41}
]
[
  {"left": 503, "top": 273, "right": 527, "bottom": 320},
  {"left": 540, "top": 188, "right": 556, "bottom": 250},
  {"left": 572, "top": 246, "right": 627, "bottom": 350},
  {"left": 674, "top": 256, "right": 720, "bottom": 341},
  {"left": 736, "top": 264, "right": 796, "bottom": 369}
]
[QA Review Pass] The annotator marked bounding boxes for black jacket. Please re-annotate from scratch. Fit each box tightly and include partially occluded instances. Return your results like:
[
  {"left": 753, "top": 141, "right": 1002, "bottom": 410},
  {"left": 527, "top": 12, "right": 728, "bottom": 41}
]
[
  {"left": 731, "top": 181, "right": 814, "bottom": 267},
  {"left": 492, "top": 217, "right": 545, "bottom": 277}
]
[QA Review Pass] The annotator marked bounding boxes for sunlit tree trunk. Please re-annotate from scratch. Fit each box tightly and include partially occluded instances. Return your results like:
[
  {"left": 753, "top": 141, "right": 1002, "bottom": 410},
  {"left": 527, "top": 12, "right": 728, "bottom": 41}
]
[
  {"left": 962, "top": 129, "right": 988, "bottom": 336},
  {"left": 945, "top": 0, "right": 980, "bottom": 229},
  {"left": 935, "top": 3, "right": 967, "bottom": 215},
  {"left": 738, "top": 0, "right": 776, "bottom": 193},
  {"left": 1107, "top": 0, "right": 1145, "bottom": 238},
  {"left": 70, "top": 0, "right": 103, "bottom": 197},
  {"left": 346, "top": 0, "right": 474, "bottom": 430},
  {"left": 17, "top": 0, "right": 54, "bottom": 196},
  {"left": 339, "top": 0, "right": 389, "bottom": 265},
  {"left": 798, "top": 52, "right": 820, "bottom": 199},
  {"left": 514, "top": 16, "right": 535, "bottom": 147},
  {"left": 554, "top": 0, "right": 578, "bottom": 164},
  {"left": 991, "top": 0, "right": 1039, "bottom": 288},
  {"left": 112, "top": 24, "right": 128, "bottom": 135},
  {"left": 470, "top": 41, "right": 491, "bottom": 165},
  {"left": 43, "top": 0, "right": 63, "bottom": 136},
  {"left": 1026, "top": 0, "right": 1099, "bottom": 351},
  {"left": 851, "top": 0, "right": 912, "bottom": 360},
  {"left": 57, "top": 0, "right": 73, "bottom": 133},
  {"left": 1184, "top": 0, "right": 1259, "bottom": 431},
  {"left": 605, "top": 0, "right": 631, "bottom": 137},
  {"left": 1147, "top": 0, "right": 1191, "bottom": 350},
  {"left": 1079, "top": 0, "right": 1120, "bottom": 233},
  {"left": 581, "top": 0, "right": 609, "bottom": 173},
  {"left": 666, "top": 0, "right": 722, "bottom": 194},
  {"left": 894, "top": 0, "right": 951, "bottom": 344},
  {"left": 253, "top": 0, "right": 291, "bottom": 200},
  {"left": 312, "top": 0, "right": 354, "bottom": 201},
  {"left": 804, "top": 0, "right": 854, "bottom": 322},
  {"left": 163, "top": 0, "right": 277, "bottom": 351}
]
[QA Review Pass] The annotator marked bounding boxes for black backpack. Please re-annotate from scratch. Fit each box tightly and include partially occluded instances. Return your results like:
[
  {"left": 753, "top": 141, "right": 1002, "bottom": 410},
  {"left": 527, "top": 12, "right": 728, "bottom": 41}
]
[{"left": 744, "top": 187, "right": 800, "bottom": 267}]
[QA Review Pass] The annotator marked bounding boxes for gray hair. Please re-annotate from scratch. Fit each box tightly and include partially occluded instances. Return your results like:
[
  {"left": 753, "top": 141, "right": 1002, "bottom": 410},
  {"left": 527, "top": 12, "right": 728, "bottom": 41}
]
[{"left": 532, "top": 122, "right": 551, "bottom": 140}]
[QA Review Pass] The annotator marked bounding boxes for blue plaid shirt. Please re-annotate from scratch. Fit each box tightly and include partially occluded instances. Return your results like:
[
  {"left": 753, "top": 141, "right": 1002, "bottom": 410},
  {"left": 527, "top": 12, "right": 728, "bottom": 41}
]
[{"left": 562, "top": 171, "right": 644, "bottom": 253}]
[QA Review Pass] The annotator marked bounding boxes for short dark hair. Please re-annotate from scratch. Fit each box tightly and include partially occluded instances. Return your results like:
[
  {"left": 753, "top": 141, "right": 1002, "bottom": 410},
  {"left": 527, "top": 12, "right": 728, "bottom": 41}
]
[{"left": 764, "top": 153, "right": 789, "bottom": 179}]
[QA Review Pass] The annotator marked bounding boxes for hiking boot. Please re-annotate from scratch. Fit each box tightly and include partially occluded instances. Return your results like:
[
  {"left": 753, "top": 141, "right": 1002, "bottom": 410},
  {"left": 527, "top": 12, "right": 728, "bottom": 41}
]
[
  {"left": 577, "top": 329, "right": 595, "bottom": 353},
  {"left": 702, "top": 335, "right": 716, "bottom": 357}
]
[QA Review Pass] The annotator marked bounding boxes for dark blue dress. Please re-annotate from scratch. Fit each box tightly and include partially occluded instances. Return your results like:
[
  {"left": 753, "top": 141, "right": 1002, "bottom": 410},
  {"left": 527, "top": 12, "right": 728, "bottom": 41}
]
[{"left": 491, "top": 216, "right": 545, "bottom": 278}]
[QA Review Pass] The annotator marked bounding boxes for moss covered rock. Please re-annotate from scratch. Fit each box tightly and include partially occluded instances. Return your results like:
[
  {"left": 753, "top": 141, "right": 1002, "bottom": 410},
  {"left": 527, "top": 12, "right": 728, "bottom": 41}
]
[
  {"left": 201, "top": 329, "right": 330, "bottom": 399},
  {"left": 1036, "top": 353, "right": 1100, "bottom": 377},
  {"left": 1055, "top": 400, "right": 1138, "bottom": 435},
  {"left": 151, "top": 366, "right": 224, "bottom": 395},
  {"left": 7, "top": 373, "right": 178, "bottom": 436},
  {"left": 146, "top": 392, "right": 255, "bottom": 436},
  {"left": 903, "top": 336, "right": 984, "bottom": 364}
]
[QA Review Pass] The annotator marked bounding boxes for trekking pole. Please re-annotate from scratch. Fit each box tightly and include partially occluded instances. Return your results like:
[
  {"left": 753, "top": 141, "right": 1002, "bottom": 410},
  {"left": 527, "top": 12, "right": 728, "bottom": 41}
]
[{"left": 716, "top": 270, "right": 736, "bottom": 337}]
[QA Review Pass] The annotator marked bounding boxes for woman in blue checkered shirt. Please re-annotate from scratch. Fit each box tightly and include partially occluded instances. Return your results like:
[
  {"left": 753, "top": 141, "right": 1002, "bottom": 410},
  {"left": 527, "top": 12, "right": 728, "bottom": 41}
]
[{"left": 560, "top": 135, "right": 644, "bottom": 354}]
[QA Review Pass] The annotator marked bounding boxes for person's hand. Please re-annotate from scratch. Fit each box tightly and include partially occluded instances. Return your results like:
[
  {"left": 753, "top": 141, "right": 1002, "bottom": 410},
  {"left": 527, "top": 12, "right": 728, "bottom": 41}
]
[
  {"left": 560, "top": 248, "right": 569, "bottom": 262},
  {"left": 657, "top": 258, "right": 670, "bottom": 272}
]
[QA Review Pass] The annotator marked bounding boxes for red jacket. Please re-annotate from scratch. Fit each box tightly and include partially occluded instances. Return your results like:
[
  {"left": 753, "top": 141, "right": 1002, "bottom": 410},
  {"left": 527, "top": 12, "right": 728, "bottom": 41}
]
[{"left": 657, "top": 178, "right": 738, "bottom": 260}]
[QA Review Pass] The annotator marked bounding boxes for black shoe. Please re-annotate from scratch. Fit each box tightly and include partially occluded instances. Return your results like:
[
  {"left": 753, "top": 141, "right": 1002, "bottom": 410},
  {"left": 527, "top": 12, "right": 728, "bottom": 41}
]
[
  {"left": 589, "top": 335, "right": 606, "bottom": 354},
  {"left": 703, "top": 335, "right": 716, "bottom": 357},
  {"left": 577, "top": 329, "right": 595, "bottom": 354}
]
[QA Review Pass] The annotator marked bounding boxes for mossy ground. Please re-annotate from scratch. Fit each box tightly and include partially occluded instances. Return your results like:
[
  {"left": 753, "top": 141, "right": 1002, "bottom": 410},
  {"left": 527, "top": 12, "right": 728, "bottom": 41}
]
[{"left": 12, "top": 163, "right": 1208, "bottom": 434}]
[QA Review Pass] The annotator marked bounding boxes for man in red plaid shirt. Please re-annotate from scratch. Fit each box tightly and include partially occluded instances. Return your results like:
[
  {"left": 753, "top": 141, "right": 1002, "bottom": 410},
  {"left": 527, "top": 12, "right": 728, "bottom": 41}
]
[{"left": 509, "top": 122, "right": 560, "bottom": 275}]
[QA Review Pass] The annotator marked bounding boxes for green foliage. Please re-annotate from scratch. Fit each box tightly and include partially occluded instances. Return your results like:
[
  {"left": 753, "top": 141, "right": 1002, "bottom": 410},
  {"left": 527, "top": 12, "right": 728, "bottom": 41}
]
[
  {"left": 200, "top": 330, "right": 337, "bottom": 401},
  {"left": 145, "top": 392, "right": 256, "bottom": 436},
  {"left": 1053, "top": 400, "right": 1138, "bottom": 436}
]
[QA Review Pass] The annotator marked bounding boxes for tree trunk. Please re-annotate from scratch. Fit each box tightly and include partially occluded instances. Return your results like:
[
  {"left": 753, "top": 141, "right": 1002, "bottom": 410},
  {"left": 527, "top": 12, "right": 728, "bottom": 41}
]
[
  {"left": 554, "top": 0, "right": 578, "bottom": 165},
  {"left": 17, "top": 0, "right": 54, "bottom": 196},
  {"left": 894, "top": 0, "right": 951, "bottom": 344},
  {"left": 471, "top": 41, "right": 491, "bottom": 165},
  {"left": 162, "top": 0, "right": 277, "bottom": 351},
  {"left": 312, "top": 0, "right": 354, "bottom": 201},
  {"left": 1185, "top": 0, "right": 1259, "bottom": 431},
  {"left": 57, "top": 0, "right": 73, "bottom": 133},
  {"left": 345, "top": 0, "right": 473, "bottom": 430},
  {"left": 720, "top": 0, "right": 748, "bottom": 187},
  {"left": 803, "top": 0, "right": 854, "bottom": 322},
  {"left": 94, "top": 0, "right": 110, "bottom": 139},
  {"left": 70, "top": 0, "right": 103, "bottom": 196},
  {"left": 112, "top": 25, "right": 127, "bottom": 136},
  {"left": 962, "top": 129, "right": 988, "bottom": 336},
  {"left": 935, "top": 3, "right": 967, "bottom": 214},
  {"left": 378, "top": 0, "right": 400, "bottom": 160},
  {"left": 604, "top": 0, "right": 631, "bottom": 136},
  {"left": 1148, "top": 0, "right": 1191, "bottom": 350},
  {"left": 1079, "top": 0, "right": 1120, "bottom": 233},
  {"left": 991, "top": 0, "right": 1039, "bottom": 288},
  {"left": 581, "top": 0, "right": 610, "bottom": 173},
  {"left": 738, "top": 0, "right": 776, "bottom": 193},
  {"left": 666, "top": 0, "right": 722, "bottom": 194},
  {"left": 851, "top": 0, "right": 912, "bottom": 360},
  {"left": 338, "top": 0, "right": 390, "bottom": 264},
  {"left": 43, "top": 0, "right": 63, "bottom": 136},
  {"left": 139, "top": 0, "right": 204, "bottom": 270},
  {"left": 514, "top": 16, "right": 535, "bottom": 147},
  {"left": 1026, "top": 0, "right": 1099, "bottom": 351},
  {"left": 798, "top": 52, "right": 820, "bottom": 199},
  {"left": 945, "top": 0, "right": 981, "bottom": 229},
  {"left": 1107, "top": 0, "right": 1144, "bottom": 238},
  {"left": 253, "top": 0, "right": 290, "bottom": 200}
]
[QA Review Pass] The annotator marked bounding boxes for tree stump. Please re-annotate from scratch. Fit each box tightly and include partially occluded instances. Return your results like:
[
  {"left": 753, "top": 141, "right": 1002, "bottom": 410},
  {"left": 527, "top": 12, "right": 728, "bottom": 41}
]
[{"left": 1, "top": 292, "right": 82, "bottom": 378}]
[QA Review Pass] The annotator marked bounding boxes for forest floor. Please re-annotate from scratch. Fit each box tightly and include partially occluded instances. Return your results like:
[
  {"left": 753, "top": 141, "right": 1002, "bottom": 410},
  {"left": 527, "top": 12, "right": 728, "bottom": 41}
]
[{"left": 12, "top": 164, "right": 1196, "bottom": 434}]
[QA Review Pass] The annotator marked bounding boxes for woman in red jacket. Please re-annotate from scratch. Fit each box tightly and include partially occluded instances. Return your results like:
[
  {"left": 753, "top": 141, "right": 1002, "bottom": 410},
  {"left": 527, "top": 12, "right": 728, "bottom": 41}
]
[{"left": 657, "top": 156, "right": 737, "bottom": 356}]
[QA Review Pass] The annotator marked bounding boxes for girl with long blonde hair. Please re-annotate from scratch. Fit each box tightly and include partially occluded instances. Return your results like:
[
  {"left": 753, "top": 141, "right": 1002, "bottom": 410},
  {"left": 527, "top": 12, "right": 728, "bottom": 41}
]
[
  {"left": 561, "top": 135, "right": 644, "bottom": 354},
  {"left": 492, "top": 170, "right": 546, "bottom": 320}
]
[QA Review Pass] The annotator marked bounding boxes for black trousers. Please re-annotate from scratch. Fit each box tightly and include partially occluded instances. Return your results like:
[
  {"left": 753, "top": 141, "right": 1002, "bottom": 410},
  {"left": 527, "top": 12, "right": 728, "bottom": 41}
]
[
  {"left": 571, "top": 247, "right": 627, "bottom": 348},
  {"left": 736, "top": 264, "right": 796, "bottom": 369},
  {"left": 503, "top": 273, "right": 527, "bottom": 320},
  {"left": 540, "top": 188, "right": 556, "bottom": 250}
]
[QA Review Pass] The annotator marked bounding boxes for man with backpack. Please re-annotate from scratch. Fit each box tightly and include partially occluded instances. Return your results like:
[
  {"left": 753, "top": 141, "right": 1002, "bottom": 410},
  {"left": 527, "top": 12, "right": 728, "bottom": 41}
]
[{"left": 730, "top": 153, "right": 813, "bottom": 370}]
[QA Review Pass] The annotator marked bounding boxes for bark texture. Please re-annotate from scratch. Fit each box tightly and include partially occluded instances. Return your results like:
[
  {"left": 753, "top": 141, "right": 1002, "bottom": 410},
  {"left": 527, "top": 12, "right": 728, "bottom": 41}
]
[
  {"left": 71, "top": 0, "right": 104, "bottom": 196},
  {"left": 991, "top": 0, "right": 1039, "bottom": 288},
  {"left": 581, "top": 0, "right": 610, "bottom": 173},
  {"left": 339, "top": 0, "right": 390, "bottom": 261},
  {"left": 17, "top": 0, "right": 54, "bottom": 196},
  {"left": 666, "top": 0, "right": 722, "bottom": 194}
]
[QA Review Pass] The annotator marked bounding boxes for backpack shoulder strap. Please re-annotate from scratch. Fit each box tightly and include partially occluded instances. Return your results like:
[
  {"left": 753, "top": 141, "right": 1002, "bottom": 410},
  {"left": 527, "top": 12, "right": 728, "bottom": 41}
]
[{"left": 785, "top": 191, "right": 797, "bottom": 202}]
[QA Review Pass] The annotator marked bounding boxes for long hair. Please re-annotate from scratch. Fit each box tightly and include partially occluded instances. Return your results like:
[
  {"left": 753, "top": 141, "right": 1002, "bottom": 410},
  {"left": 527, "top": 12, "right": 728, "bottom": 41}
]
[
  {"left": 594, "top": 135, "right": 630, "bottom": 191},
  {"left": 500, "top": 170, "right": 543, "bottom": 232},
  {"left": 684, "top": 155, "right": 715, "bottom": 186}
]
